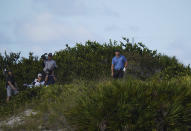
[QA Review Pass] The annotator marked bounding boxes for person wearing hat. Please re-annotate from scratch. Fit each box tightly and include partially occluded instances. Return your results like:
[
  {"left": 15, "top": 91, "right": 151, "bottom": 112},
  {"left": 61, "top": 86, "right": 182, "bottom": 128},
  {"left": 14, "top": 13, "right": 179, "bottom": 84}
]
[
  {"left": 6, "top": 70, "right": 19, "bottom": 102},
  {"left": 43, "top": 53, "right": 57, "bottom": 74},
  {"left": 111, "top": 50, "right": 128, "bottom": 79},
  {"left": 34, "top": 73, "right": 45, "bottom": 87}
]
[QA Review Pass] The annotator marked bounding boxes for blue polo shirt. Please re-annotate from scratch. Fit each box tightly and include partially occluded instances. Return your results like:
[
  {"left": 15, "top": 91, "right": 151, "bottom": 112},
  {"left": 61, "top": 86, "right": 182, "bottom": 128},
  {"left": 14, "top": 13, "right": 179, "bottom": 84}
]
[{"left": 112, "top": 55, "right": 127, "bottom": 70}]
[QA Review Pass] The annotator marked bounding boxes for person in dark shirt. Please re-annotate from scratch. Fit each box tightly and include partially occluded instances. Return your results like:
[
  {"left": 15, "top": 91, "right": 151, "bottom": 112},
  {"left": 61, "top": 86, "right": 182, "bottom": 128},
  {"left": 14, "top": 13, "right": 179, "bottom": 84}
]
[{"left": 6, "top": 70, "right": 19, "bottom": 102}]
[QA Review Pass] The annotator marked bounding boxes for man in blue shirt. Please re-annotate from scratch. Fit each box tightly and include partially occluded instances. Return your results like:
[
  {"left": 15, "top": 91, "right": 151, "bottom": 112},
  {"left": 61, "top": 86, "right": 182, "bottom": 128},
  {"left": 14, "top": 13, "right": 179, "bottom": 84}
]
[{"left": 111, "top": 50, "right": 128, "bottom": 79}]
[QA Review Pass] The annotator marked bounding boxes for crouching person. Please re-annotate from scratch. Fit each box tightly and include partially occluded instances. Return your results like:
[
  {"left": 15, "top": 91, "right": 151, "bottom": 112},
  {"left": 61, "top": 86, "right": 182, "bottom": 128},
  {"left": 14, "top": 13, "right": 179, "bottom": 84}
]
[
  {"left": 34, "top": 73, "right": 45, "bottom": 87},
  {"left": 6, "top": 70, "right": 19, "bottom": 102}
]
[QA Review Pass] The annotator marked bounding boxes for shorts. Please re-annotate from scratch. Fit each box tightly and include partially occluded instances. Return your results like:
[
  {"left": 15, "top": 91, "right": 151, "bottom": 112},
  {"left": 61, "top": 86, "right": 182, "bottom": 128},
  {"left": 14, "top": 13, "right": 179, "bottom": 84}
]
[
  {"left": 113, "top": 69, "right": 124, "bottom": 79},
  {"left": 7, "top": 85, "right": 19, "bottom": 97}
]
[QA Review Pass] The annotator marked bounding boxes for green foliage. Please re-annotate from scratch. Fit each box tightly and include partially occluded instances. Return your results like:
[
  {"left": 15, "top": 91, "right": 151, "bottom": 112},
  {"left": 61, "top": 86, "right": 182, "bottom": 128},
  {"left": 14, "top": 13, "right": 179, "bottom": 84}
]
[
  {"left": 24, "top": 77, "right": 191, "bottom": 131},
  {"left": 0, "top": 52, "right": 42, "bottom": 103},
  {"left": 159, "top": 56, "right": 191, "bottom": 79},
  {"left": 65, "top": 79, "right": 191, "bottom": 130},
  {"left": 0, "top": 87, "right": 41, "bottom": 117},
  {"left": 0, "top": 38, "right": 191, "bottom": 130},
  {"left": 0, "top": 38, "right": 190, "bottom": 93}
]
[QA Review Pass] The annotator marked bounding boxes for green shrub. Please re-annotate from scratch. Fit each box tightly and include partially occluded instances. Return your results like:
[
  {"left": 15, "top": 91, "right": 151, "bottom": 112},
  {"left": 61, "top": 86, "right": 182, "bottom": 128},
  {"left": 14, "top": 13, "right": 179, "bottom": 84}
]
[
  {"left": 1, "top": 38, "right": 188, "bottom": 89},
  {"left": 28, "top": 77, "right": 191, "bottom": 130},
  {"left": 0, "top": 38, "right": 191, "bottom": 125},
  {"left": 63, "top": 79, "right": 191, "bottom": 130},
  {"left": 0, "top": 87, "right": 41, "bottom": 117}
]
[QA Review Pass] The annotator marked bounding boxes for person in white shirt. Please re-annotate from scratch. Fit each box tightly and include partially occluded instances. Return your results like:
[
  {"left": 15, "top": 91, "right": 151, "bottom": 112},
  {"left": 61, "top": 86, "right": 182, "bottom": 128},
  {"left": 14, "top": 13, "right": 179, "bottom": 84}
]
[{"left": 34, "top": 73, "right": 45, "bottom": 87}]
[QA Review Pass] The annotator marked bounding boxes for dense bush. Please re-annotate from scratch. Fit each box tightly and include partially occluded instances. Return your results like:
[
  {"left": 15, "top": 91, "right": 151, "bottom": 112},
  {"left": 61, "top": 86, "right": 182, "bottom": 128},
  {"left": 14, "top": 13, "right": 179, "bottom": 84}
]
[
  {"left": 0, "top": 52, "right": 42, "bottom": 103},
  {"left": 1, "top": 38, "right": 189, "bottom": 90},
  {"left": 28, "top": 76, "right": 191, "bottom": 130},
  {"left": 1, "top": 38, "right": 191, "bottom": 130},
  {"left": 0, "top": 87, "right": 41, "bottom": 117}
]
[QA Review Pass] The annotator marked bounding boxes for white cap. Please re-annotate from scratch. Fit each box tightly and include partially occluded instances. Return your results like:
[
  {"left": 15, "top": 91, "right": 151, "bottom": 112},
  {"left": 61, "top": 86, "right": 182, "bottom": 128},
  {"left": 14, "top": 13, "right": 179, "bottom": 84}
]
[{"left": 38, "top": 73, "right": 42, "bottom": 77}]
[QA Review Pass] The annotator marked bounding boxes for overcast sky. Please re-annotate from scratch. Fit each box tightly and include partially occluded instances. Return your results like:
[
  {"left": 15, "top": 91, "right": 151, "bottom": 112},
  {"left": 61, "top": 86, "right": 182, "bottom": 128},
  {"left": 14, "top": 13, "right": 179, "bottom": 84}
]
[{"left": 0, "top": 0, "right": 191, "bottom": 64}]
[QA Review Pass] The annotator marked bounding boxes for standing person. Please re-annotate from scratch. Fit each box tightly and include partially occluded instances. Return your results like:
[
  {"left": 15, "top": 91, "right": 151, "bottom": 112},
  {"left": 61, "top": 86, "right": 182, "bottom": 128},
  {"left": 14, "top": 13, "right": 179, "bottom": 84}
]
[
  {"left": 43, "top": 53, "right": 57, "bottom": 74},
  {"left": 6, "top": 70, "right": 19, "bottom": 102},
  {"left": 111, "top": 50, "right": 128, "bottom": 79}
]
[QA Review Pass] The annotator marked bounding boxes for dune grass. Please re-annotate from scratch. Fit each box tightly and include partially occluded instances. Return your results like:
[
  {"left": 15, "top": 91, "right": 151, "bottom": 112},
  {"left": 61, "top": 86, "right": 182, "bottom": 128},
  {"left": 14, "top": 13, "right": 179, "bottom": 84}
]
[{"left": 1, "top": 76, "right": 191, "bottom": 130}]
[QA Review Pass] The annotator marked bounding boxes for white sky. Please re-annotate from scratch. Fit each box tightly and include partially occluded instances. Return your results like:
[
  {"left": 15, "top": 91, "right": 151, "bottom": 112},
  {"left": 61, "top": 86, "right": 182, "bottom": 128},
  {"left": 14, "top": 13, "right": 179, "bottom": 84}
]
[{"left": 0, "top": 0, "right": 191, "bottom": 65}]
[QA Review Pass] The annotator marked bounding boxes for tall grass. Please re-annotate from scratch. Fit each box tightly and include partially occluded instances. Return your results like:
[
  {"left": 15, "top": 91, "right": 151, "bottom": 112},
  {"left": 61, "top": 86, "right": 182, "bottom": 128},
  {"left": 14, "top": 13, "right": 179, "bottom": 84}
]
[{"left": 25, "top": 76, "right": 191, "bottom": 131}]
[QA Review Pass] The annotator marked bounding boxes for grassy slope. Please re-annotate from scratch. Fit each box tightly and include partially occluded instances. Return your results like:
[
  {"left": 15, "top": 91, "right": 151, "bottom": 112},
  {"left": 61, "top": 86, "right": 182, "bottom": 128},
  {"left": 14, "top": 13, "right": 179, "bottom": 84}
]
[{"left": 1, "top": 76, "right": 191, "bottom": 130}]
